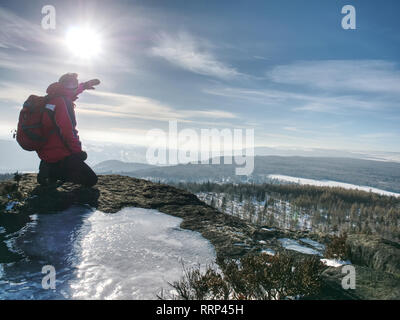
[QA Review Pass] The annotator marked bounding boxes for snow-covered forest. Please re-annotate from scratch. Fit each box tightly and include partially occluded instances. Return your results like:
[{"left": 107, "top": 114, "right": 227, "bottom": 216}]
[{"left": 177, "top": 182, "right": 400, "bottom": 241}]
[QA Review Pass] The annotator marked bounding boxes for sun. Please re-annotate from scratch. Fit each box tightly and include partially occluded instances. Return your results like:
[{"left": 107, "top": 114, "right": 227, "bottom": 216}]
[{"left": 65, "top": 26, "right": 102, "bottom": 59}]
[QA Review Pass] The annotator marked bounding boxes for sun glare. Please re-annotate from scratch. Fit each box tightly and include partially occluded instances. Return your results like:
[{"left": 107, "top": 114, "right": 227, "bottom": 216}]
[{"left": 65, "top": 27, "right": 102, "bottom": 59}]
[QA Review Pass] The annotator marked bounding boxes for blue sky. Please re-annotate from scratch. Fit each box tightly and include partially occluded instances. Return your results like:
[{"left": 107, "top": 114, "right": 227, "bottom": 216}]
[{"left": 0, "top": 0, "right": 399, "bottom": 152}]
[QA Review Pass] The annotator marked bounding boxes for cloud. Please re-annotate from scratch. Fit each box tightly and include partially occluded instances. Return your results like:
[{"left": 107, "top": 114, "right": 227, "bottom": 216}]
[
  {"left": 357, "top": 132, "right": 396, "bottom": 140},
  {"left": 205, "top": 86, "right": 384, "bottom": 114},
  {"left": 206, "top": 59, "right": 400, "bottom": 113},
  {"left": 190, "top": 110, "right": 237, "bottom": 119},
  {"left": 267, "top": 60, "right": 400, "bottom": 94},
  {"left": 150, "top": 32, "right": 239, "bottom": 79}
]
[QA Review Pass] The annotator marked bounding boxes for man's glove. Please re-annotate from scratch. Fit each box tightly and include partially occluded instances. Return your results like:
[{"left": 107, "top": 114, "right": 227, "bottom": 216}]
[
  {"left": 79, "top": 151, "right": 88, "bottom": 161},
  {"left": 70, "top": 151, "right": 88, "bottom": 161},
  {"left": 82, "top": 79, "right": 101, "bottom": 90}
]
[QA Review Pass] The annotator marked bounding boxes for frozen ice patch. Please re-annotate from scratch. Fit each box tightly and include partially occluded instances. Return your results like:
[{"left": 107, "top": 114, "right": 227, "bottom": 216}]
[
  {"left": 279, "top": 238, "right": 322, "bottom": 256},
  {"left": 0, "top": 206, "right": 216, "bottom": 299}
]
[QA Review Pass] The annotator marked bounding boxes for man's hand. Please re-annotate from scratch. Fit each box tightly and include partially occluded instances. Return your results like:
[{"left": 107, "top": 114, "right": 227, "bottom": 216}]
[
  {"left": 83, "top": 79, "right": 100, "bottom": 90},
  {"left": 65, "top": 151, "right": 88, "bottom": 164},
  {"left": 70, "top": 151, "right": 88, "bottom": 161}
]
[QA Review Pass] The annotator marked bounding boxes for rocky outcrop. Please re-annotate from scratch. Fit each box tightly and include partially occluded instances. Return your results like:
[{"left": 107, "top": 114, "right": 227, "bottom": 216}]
[
  {"left": 346, "top": 234, "right": 400, "bottom": 276},
  {"left": 0, "top": 174, "right": 260, "bottom": 262},
  {"left": 0, "top": 174, "right": 324, "bottom": 262}
]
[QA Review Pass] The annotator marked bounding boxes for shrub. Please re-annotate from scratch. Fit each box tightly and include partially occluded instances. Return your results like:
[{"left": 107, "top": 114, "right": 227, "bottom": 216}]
[
  {"left": 324, "top": 233, "right": 350, "bottom": 260},
  {"left": 160, "top": 263, "right": 230, "bottom": 300},
  {"left": 162, "top": 251, "right": 324, "bottom": 300}
]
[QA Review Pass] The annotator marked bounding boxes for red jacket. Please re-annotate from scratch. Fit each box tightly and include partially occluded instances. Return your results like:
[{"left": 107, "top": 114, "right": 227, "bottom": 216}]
[{"left": 37, "top": 83, "right": 82, "bottom": 163}]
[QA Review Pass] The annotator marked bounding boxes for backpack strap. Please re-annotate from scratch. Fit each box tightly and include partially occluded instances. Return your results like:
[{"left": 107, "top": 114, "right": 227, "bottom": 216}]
[
  {"left": 60, "top": 97, "right": 78, "bottom": 138},
  {"left": 44, "top": 95, "right": 73, "bottom": 153}
]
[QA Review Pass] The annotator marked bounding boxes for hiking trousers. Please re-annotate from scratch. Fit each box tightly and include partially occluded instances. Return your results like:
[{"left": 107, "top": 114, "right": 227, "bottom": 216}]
[{"left": 37, "top": 153, "right": 98, "bottom": 187}]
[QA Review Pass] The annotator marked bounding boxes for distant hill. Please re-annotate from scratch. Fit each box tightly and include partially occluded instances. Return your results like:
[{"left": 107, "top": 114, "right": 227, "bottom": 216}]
[
  {"left": 93, "top": 160, "right": 155, "bottom": 174},
  {"left": 129, "top": 156, "right": 400, "bottom": 193},
  {"left": 2, "top": 137, "right": 399, "bottom": 173}
]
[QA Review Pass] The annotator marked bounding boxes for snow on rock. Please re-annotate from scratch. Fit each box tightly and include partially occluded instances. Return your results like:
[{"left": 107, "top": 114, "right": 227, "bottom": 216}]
[
  {"left": 299, "top": 238, "right": 325, "bottom": 251},
  {"left": 0, "top": 206, "right": 216, "bottom": 300},
  {"left": 320, "top": 259, "right": 351, "bottom": 267},
  {"left": 261, "top": 227, "right": 275, "bottom": 232},
  {"left": 261, "top": 249, "right": 275, "bottom": 256}
]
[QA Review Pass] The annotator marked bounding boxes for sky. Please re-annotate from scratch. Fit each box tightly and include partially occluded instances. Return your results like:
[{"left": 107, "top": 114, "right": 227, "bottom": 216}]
[{"left": 0, "top": 0, "right": 399, "bottom": 153}]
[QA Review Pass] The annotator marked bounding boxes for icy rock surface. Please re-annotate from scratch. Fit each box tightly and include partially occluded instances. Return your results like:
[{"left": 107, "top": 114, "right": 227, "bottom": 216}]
[{"left": 0, "top": 206, "right": 216, "bottom": 299}]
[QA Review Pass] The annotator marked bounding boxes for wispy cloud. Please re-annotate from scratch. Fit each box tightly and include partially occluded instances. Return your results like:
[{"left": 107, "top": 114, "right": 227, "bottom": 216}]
[
  {"left": 205, "top": 86, "right": 383, "bottom": 114},
  {"left": 205, "top": 59, "right": 400, "bottom": 114},
  {"left": 150, "top": 32, "right": 239, "bottom": 79},
  {"left": 267, "top": 60, "right": 400, "bottom": 94},
  {"left": 80, "top": 90, "right": 237, "bottom": 122},
  {"left": 357, "top": 132, "right": 396, "bottom": 140},
  {"left": 283, "top": 126, "right": 299, "bottom": 132}
]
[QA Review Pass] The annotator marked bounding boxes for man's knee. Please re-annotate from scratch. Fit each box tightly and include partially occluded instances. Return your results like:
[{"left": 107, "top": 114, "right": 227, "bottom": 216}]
[
  {"left": 63, "top": 155, "right": 97, "bottom": 187},
  {"left": 84, "top": 172, "right": 98, "bottom": 187}
]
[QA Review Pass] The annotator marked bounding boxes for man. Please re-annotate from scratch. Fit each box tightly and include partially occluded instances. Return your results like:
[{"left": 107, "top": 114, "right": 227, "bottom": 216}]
[{"left": 37, "top": 73, "right": 99, "bottom": 187}]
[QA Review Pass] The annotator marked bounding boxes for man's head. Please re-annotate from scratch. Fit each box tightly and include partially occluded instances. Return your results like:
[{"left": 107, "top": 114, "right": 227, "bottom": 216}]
[
  {"left": 55, "top": 73, "right": 100, "bottom": 99},
  {"left": 59, "top": 73, "right": 79, "bottom": 90}
]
